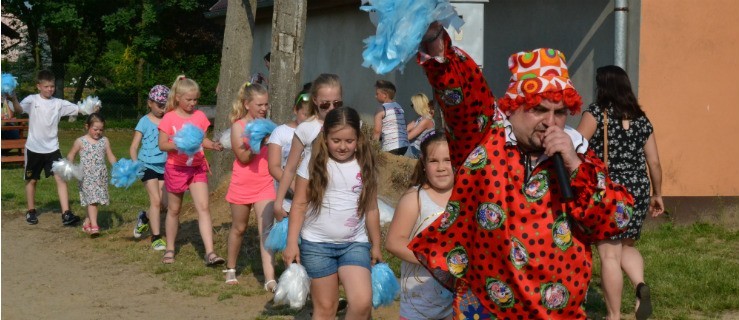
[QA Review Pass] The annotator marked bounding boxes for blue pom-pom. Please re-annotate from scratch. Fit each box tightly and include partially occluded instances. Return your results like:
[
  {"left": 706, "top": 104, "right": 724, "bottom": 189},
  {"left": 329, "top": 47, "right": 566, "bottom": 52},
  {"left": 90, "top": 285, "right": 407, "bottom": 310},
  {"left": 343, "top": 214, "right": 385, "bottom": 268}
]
[
  {"left": 360, "top": 0, "right": 464, "bottom": 74},
  {"left": 173, "top": 123, "right": 205, "bottom": 156},
  {"left": 2, "top": 73, "right": 18, "bottom": 94},
  {"left": 371, "top": 263, "right": 400, "bottom": 308},
  {"left": 265, "top": 218, "right": 289, "bottom": 252},
  {"left": 243, "top": 118, "right": 277, "bottom": 151},
  {"left": 111, "top": 158, "right": 145, "bottom": 188}
]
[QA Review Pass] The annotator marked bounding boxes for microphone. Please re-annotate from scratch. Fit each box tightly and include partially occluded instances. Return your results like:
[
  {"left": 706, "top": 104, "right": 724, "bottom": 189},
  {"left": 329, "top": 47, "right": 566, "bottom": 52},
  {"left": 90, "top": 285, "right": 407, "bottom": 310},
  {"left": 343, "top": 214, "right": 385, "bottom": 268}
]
[{"left": 552, "top": 153, "right": 574, "bottom": 201}]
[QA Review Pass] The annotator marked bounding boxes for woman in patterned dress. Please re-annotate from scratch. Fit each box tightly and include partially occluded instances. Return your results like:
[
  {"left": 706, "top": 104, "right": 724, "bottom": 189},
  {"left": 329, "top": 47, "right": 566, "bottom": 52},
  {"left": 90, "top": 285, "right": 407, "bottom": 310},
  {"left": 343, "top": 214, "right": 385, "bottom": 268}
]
[
  {"left": 577, "top": 65, "right": 665, "bottom": 320},
  {"left": 67, "top": 113, "right": 117, "bottom": 236}
]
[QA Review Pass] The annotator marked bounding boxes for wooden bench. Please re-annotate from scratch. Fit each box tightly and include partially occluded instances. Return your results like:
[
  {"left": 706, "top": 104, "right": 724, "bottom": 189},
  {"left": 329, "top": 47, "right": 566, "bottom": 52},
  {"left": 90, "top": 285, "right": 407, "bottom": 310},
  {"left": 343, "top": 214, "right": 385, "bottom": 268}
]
[{"left": 1, "top": 118, "right": 28, "bottom": 164}]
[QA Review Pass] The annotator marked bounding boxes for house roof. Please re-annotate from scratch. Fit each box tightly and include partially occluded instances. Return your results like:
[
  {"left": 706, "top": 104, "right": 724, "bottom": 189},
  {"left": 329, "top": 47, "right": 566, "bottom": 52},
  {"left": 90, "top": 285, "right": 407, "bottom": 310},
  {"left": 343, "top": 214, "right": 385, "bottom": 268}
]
[
  {"left": 206, "top": 0, "right": 275, "bottom": 18},
  {"left": 205, "top": 0, "right": 357, "bottom": 19}
]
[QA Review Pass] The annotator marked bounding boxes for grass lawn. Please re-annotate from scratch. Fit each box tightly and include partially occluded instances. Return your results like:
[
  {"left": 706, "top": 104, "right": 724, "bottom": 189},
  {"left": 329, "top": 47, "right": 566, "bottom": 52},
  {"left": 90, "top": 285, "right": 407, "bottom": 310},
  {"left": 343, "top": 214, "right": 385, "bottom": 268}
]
[{"left": 2, "top": 129, "right": 738, "bottom": 319}]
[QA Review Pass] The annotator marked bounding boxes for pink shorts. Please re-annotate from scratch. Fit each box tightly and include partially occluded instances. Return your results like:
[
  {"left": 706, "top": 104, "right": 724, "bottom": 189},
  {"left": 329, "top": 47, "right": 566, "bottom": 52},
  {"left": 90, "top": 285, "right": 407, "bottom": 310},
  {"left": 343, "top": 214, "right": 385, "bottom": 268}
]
[{"left": 164, "top": 162, "right": 208, "bottom": 193}]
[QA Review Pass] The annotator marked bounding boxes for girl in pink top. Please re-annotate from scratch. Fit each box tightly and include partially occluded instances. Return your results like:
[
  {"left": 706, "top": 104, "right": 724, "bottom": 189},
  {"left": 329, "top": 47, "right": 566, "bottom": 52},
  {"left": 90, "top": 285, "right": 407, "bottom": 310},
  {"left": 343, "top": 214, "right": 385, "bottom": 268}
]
[
  {"left": 223, "top": 83, "right": 278, "bottom": 290},
  {"left": 157, "top": 75, "right": 225, "bottom": 266}
]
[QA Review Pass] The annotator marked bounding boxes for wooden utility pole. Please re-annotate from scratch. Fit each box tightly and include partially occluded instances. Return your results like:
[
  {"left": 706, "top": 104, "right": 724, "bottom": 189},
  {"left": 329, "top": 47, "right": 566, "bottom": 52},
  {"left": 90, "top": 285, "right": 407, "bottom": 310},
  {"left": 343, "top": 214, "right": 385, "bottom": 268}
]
[
  {"left": 210, "top": 0, "right": 258, "bottom": 189},
  {"left": 268, "top": 0, "right": 308, "bottom": 124}
]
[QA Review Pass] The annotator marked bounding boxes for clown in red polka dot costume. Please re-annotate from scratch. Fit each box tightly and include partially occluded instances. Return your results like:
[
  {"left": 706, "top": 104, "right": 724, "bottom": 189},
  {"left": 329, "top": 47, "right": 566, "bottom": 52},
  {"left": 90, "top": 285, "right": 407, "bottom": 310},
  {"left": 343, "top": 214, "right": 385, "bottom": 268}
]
[{"left": 408, "top": 22, "right": 635, "bottom": 319}]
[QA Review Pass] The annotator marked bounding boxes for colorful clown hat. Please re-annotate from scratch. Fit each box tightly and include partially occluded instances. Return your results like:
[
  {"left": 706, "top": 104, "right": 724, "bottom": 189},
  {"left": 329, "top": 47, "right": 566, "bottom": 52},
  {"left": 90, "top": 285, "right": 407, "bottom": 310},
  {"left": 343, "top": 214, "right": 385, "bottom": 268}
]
[{"left": 498, "top": 48, "right": 582, "bottom": 113}]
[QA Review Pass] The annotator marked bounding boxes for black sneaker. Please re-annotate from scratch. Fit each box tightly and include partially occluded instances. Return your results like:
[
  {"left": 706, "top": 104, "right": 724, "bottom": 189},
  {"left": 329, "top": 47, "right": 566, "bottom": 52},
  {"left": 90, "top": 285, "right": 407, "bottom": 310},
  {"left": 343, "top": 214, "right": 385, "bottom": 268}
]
[
  {"left": 26, "top": 209, "right": 39, "bottom": 225},
  {"left": 61, "top": 210, "right": 81, "bottom": 226}
]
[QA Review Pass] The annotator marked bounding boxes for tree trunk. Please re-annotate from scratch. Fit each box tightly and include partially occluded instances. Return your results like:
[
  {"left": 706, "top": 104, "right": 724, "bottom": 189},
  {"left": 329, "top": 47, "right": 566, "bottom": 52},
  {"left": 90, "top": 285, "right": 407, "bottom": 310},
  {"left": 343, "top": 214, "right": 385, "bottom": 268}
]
[
  {"left": 210, "top": 0, "right": 258, "bottom": 190},
  {"left": 268, "top": 0, "right": 308, "bottom": 124}
]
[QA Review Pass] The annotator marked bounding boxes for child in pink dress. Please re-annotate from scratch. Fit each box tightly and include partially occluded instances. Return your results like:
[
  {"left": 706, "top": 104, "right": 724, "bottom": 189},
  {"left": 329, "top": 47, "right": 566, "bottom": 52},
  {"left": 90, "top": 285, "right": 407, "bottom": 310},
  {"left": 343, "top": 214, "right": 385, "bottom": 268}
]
[{"left": 222, "top": 83, "right": 278, "bottom": 290}]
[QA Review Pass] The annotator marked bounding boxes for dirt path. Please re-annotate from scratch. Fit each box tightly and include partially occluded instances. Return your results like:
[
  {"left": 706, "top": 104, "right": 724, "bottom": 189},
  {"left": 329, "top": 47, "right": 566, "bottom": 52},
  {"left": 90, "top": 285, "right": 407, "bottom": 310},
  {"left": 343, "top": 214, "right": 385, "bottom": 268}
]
[{"left": 1, "top": 211, "right": 400, "bottom": 319}]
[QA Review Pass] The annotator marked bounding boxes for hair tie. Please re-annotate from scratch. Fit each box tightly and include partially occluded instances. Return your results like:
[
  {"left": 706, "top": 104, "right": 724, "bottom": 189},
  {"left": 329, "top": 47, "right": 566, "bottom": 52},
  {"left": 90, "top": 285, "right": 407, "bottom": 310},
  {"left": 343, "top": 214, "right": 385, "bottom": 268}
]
[{"left": 295, "top": 93, "right": 310, "bottom": 106}]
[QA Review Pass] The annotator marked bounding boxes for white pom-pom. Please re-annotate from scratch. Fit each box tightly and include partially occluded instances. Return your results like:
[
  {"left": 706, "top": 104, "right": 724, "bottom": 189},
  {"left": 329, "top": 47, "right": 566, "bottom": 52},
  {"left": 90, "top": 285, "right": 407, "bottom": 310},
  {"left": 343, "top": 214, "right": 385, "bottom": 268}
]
[
  {"left": 78, "top": 96, "right": 102, "bottom": 115},
  {"left": 218, "top": 128, "right": 232, "bottom": 149},
  {"left": 273, "top": 263, "right": 311, "bottom": 309},
  {"left": 51, "top": 159, "right": 84, "bottom": 181}
]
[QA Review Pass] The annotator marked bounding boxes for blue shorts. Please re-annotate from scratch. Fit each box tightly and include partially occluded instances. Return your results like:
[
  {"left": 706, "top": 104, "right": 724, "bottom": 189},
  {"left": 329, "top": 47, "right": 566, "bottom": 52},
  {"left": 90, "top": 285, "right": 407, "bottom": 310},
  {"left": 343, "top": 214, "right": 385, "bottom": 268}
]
[{"left": 299, "top": 239, "right": 371, "bottom": 279}]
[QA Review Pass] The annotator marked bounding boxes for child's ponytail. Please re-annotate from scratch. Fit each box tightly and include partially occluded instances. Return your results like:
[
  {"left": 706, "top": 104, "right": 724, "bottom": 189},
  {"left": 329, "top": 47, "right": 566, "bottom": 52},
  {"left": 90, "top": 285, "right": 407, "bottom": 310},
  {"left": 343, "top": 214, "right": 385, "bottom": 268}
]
[
  {"left": 307, "top": 133, "right": 330, "bottom": 216},
  {"left": 166, "top": 75, "right": 200, "bottom": 112},
  {"left": 229, "top": 82, "right": 268, "bottom": 123}
]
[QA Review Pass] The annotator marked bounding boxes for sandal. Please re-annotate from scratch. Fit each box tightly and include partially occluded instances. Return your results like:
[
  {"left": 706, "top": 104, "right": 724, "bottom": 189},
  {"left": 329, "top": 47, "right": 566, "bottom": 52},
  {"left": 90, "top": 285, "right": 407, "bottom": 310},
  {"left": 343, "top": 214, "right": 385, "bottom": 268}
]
[
  {"left": 264, "top": 279, "right": 277, "bottom": 293},
  {"left": 223, "top": 268, "right": 239, "bottom": 285},
  {"left": 635, "top": 282, "right": 652, "bottom": 320},
  {"left": 162, "top": 250, "right": 176, "bottom": 264},
  {"left": 89, "top": 226, "right": 100, "bottom": 237},
  {"left": 82, "top": 223, "right": 92, "bottom": 234},
  {"left": 204, "top": 252, "right": 225, "bottom": 266}
]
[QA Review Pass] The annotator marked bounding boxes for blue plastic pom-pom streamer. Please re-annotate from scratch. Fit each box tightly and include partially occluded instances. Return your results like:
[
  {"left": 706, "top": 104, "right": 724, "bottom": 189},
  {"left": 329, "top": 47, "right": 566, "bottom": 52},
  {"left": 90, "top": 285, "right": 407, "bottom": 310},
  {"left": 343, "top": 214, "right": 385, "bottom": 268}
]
[
  {"left": 360, "top": 0, "right": 464, "bottom": 74},
  {"left": 2, "top": 73, "right": 18, "bottom": 94},
  {"left": 265, "top": 218, "right": 289, "bottom": 252},
  {"left": 173, "top": 123, "right": 205, "bottom": 156},
  {"left": 243, "top": 118, "right": 277, "bottom": 151},
  {"left": 371, "top": 263, "right": 400, "bottom": 308},
  {"left": 110, "top": 159, "right": 145, "bottom": 188}
]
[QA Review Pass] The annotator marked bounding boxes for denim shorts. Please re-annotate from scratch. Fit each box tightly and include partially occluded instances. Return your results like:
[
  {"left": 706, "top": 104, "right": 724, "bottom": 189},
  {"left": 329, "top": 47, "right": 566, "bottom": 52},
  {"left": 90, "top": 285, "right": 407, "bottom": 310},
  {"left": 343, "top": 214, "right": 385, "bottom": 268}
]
[{"left": 299, "top": 239, "right": 371, "bottom": 279}]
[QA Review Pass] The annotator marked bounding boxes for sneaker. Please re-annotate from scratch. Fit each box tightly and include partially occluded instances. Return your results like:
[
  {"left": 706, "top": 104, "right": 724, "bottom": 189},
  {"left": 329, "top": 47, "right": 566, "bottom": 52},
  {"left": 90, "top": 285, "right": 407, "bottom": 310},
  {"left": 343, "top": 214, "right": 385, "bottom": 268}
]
[
  {"left": 133, "top": 211, "right": 149, "bottom": 238},
  {"left": 61, "top": 210, "right": 81, "bottom": 226},
  {"left": 151, "top": 237, "right": 167, "bottom": 251},
  {"left": 26, "top": 209, "right": 38, "bottom": 225}
]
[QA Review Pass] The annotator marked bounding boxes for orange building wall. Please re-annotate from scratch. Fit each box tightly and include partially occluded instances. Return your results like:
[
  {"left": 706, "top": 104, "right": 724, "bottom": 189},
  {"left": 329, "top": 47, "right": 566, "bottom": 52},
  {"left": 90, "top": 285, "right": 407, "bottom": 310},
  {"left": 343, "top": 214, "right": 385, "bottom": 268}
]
[{"left": 639, "top": 0, "right": 739, "bottom": 196}]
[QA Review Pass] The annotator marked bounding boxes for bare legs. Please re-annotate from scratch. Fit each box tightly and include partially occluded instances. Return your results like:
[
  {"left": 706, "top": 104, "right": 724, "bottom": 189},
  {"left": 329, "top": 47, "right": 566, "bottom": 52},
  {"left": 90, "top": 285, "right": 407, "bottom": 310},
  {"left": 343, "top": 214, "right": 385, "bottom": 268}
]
[
  {"left": 598, "top": 239, "right": 624, "bottom": 320},
  {"left": 310, "top": 266, "right": 372, "bottom": 320},
  {"left": 598, "top": 238, "right": 647, "bottom": 320},
  {"left": 164, "top": 182, "right": 217, "bottom": 259},
  {"left": 144, "top": 179, "right": 167, "bottom": 236},
  {"left": 227, "top": 203, "right": 251, "bottom": 270},
  {"left": 54, "top": 174, "right": 70, "bottom": 212},
  {"left": 255, "top": 200, "right": 276, "bottom": 287},
  {"left": 25, "top": 175, "right": 70, "bottom": 212},
  {"left": 25, "top": 179, "right": 36, "bottom": 210}
]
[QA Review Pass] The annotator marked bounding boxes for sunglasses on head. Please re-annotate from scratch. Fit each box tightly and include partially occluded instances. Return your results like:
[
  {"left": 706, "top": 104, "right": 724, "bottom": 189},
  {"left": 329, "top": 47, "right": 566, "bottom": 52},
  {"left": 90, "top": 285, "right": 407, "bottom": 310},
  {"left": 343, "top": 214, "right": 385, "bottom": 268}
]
[{"left": 318, "top": 100, "right": 343, "bottom": 110}]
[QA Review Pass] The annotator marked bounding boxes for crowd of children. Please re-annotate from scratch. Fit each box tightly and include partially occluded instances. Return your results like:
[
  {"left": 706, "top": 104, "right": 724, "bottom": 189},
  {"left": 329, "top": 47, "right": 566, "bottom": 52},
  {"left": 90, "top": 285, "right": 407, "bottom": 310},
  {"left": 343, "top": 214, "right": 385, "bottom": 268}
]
[{"left": 7, "top": 69, "right": 452, "bottom": 318}]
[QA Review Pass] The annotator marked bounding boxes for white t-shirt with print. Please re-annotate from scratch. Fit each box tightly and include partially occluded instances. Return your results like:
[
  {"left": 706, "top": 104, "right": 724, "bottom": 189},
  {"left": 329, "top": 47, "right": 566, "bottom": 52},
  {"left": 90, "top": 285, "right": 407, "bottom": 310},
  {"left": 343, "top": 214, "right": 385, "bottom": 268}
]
[
  {"left": 300, "top": 158, "right": 368, "bottom": 243},
  {"left": 20, "top": 94, "right": 79, "bottom": 153},
  {"left": 295, "top": 118, "right": 322, "bottom": 179}
]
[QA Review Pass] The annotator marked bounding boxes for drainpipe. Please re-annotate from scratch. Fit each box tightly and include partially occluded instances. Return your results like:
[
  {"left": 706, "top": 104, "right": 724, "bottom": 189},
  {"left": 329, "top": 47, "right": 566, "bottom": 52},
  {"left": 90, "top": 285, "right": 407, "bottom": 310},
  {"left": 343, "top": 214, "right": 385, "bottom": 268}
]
[{"left": 614, "top": 0, "right": 628, "bottom": 68}]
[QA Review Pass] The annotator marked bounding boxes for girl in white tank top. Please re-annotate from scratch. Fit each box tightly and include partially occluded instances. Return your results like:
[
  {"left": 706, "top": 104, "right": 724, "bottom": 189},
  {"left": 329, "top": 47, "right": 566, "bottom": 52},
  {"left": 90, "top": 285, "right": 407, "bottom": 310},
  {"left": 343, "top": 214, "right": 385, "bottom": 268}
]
[{"left": 386, "top": 133, "right": 454, "bottom": 319}]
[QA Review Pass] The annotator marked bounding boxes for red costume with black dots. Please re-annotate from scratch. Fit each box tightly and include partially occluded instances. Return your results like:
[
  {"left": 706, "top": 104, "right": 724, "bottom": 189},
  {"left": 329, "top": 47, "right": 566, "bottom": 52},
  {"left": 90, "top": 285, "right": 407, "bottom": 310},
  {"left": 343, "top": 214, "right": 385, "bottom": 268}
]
[{"left": 409, "top": 32, "right": 635, "bottom": 319}]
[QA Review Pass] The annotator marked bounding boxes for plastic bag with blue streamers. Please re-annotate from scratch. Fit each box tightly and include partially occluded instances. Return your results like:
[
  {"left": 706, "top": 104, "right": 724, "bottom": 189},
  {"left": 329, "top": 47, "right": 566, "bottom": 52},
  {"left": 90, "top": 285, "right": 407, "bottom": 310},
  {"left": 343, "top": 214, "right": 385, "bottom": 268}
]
[
  {"left": 243, "top": 118, "right": 277, "bottom": 151},
  {"left": 371, "top": 262, "right": 400, "bottom": 308},
  {"left": 360, "top": 0, "right": 464, "bottom": 74},
  {"left": 173, "top": 123, "right": 205, "bottom": 159},
  {"left": 110, "top": 158, "right": 145, "bottom": 188},
  {"left": 265, "top": 218, "right": 289, "bottom": 252},
  {"left": 2, "top": 73, "right": 18, "bottom": 94}
]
